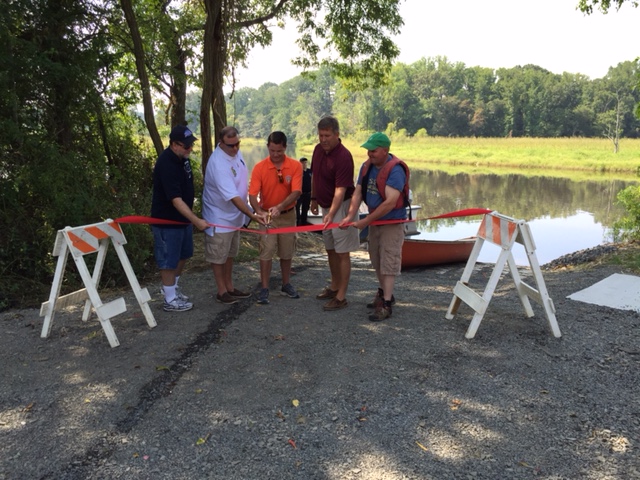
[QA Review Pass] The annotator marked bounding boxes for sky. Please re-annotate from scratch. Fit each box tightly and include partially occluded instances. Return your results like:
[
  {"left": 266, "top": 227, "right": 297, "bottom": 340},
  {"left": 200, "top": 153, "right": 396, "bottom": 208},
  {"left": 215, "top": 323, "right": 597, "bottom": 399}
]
[{"left": 228, "top": 0, "right": 640, "bottom": 90}]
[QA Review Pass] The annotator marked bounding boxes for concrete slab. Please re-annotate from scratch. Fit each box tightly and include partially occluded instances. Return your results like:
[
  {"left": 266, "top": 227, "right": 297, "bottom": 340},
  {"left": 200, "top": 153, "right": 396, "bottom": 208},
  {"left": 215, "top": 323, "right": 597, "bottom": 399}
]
[{"left": 567, "top": 273, "right": 640, "bottom": 312}]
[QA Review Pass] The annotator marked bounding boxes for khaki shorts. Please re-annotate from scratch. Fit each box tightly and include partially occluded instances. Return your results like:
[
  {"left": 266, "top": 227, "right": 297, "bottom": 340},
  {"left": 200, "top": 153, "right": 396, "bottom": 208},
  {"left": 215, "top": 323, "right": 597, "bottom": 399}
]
[
  {"left": 368, "top": 223, "right": 404, "bottom": 276},
  {"left": 322, "top": 199, "right": 360, "bottom": 254},
  {"left": 204, "top": 230, "right": 240, "bottom": 264},
  {"left": 259, "top": 208, "right": 297, "bottom": 261}
]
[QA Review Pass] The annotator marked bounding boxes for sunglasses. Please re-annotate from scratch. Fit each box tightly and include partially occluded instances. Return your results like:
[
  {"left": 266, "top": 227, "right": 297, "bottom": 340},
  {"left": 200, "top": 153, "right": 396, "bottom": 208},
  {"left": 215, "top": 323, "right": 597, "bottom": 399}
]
[
  {"left": 223, "top": 140, "right": 241, "bottom": 149},
  {"left": 276, "top": 169, "right": 284, "bottom": 183},
  {"left": 177, "top": 142, "right": 193, "bottom": 150}
]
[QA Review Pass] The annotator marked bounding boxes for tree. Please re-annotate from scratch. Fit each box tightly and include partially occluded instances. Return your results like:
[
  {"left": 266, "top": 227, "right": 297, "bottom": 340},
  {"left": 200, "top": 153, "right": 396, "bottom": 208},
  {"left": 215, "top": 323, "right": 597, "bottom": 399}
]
[
  {"left": 198, "top": 0, "right": 404, "bottom": 173},
  {"left": 578, "top": 0, "right": 639, "bottom": 13}
]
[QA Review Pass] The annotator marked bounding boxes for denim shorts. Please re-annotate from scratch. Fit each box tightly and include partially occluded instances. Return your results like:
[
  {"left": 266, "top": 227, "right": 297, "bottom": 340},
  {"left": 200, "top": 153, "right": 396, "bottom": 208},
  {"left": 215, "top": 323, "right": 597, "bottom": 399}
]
[{"left": 152, "top": 225, "right": 194, "bottom": 270}]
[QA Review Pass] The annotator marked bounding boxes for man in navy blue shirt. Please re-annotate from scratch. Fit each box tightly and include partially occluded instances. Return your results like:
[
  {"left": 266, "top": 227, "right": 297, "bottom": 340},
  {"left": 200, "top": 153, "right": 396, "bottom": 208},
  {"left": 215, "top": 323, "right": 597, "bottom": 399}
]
[{"left": 151, "top": 125, "right": 209, "bottom": 312}]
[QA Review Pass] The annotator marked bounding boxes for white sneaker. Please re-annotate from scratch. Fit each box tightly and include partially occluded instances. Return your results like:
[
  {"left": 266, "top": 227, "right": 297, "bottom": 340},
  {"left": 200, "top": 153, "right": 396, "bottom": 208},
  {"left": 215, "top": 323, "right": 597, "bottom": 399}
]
[
  {"left": 163, "top": 298, "right": 193, "bottom": 312},
  {"left": 159, "top": 286, "right": 190, "bottom": 301}
]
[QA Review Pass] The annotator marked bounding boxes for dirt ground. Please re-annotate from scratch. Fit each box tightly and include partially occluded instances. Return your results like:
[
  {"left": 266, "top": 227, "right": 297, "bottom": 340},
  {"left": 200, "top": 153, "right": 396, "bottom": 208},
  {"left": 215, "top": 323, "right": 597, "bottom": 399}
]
[{"left": 1, "top": 233, "right": 639, "bottom": 479}]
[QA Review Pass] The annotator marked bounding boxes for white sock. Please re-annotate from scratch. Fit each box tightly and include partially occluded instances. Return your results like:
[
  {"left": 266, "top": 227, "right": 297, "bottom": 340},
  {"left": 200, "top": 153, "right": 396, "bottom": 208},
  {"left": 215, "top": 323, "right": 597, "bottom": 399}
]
[{"left": 164, "top": 285, "right": 177, "bottom": 303}]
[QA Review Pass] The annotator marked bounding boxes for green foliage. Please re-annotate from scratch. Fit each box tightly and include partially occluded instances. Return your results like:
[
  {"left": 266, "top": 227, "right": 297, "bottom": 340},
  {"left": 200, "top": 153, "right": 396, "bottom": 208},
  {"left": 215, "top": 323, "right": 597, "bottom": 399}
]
[
  {"left": 225, "top": 57, "right": 640, "bottom": 143},
  {"left": 0, "top": 0, "right": 155, "bottom": 310},
  {"left": 613, "top": 185, "right": 640, "bottom": 241}
]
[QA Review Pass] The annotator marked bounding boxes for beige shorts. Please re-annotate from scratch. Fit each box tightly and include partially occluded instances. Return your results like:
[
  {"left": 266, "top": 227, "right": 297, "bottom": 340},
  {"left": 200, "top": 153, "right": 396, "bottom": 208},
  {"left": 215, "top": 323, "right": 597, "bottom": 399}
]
[
  {"left": 204, "top": 230, "right": 240, "bottom": 264},
  {"left": 322, "top": 199, "right": 360, "bottom": 254},
  {"left": 259, "top": 208, "right": 297, "bottom": 261},
  {"left": 368, "top": 223, "right": 404, "bottom": 276}
]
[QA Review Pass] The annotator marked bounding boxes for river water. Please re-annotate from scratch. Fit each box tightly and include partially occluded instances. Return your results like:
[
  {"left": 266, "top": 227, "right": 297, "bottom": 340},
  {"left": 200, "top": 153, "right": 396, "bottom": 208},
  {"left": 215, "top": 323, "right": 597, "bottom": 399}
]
[{"left": 239, "top": 146, "right": 637, "bottom": 265}]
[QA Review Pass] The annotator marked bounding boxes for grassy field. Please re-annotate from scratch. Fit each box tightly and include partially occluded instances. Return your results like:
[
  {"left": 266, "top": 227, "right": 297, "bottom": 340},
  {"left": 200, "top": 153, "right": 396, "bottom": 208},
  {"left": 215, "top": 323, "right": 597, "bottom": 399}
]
[{"left": 298, "top": 136, "right": 640, "bottom": 181}]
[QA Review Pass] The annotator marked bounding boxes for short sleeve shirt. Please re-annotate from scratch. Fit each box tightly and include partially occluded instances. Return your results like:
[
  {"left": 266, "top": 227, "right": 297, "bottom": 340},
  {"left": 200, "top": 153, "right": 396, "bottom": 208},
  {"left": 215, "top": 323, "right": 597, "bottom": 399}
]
[
  {"left": 249, "top": 156, "right": 303, "bottom": 210},
  {"left": 151, "top": 147, "right": 195, "bottom": 224},
  {"left": 202, "top": 145, "right": 249, "bottom": 235},
  {"left": 357, "top": 156, "right": 407, "bottom": 221},
  {"left": 310, "top": 141, "right": 355, "bottom": 209}
]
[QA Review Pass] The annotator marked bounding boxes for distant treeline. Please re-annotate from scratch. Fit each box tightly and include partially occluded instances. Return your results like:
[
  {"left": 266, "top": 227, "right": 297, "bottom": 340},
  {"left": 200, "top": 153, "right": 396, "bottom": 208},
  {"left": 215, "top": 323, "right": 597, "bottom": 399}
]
[{"left": 188, "top": 57, "right": 640, "bottom": 143}]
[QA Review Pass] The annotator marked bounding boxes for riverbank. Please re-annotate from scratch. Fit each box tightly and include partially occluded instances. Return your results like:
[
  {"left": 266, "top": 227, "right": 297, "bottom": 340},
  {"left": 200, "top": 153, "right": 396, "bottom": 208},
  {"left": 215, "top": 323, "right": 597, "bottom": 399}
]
[
  {"left": 1, "top": 239, "right": 639, "bottom": 479},
  {"left": 295, "top": 137, "right": 640, "bottom": 180}
]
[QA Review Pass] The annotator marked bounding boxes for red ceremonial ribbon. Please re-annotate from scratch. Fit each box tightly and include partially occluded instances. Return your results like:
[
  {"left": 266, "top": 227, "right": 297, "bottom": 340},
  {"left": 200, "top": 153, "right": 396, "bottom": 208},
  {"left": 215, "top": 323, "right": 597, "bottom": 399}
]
[{"left": 114, "top": 208, "right": 492, "bottom": 235}]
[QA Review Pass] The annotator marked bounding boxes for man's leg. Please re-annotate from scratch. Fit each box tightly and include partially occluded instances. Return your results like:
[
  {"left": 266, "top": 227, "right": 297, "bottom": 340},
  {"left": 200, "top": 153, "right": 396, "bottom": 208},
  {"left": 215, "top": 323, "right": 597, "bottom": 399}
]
[
  {"left": 326, "top": 248, "right": 340, "bottom": 292},
  {"left": 280, "top": 258, "right": 292, "bottom": 285},
  {"left": 260, "top": 259, "right": 273, "bottom": 289},
  {"left": 334, "top": 251, "right": 351, "bottom": 301},
  {"left": 211, "top": 262, "right": 228, "bottom": 296}
]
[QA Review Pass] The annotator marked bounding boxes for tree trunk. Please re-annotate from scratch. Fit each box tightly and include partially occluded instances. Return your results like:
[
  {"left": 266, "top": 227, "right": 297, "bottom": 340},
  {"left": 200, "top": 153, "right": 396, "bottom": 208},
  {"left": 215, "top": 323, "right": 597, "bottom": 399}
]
[
  {"left": 170, "top": 39, "right": 187, "bottom": 127},
  {"left": 120, "top": 0, "right": 164, "bottom": 156},
  {"left": 201, "top": 0, "right": 228, "bottom": 176}
]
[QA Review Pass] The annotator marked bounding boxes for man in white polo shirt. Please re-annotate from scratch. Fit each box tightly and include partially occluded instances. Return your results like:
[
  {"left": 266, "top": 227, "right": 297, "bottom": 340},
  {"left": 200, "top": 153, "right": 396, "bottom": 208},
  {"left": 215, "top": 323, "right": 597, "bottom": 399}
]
[{"left": 202, "top": 126, "right": 266, "bottom": 304}]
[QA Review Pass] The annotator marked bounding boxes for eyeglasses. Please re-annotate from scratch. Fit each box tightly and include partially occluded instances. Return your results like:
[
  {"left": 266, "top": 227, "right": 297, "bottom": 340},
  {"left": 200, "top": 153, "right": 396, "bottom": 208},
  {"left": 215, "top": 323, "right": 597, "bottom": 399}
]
[
  {"left": 276, "top": 169, "right": 284, "bottom": 183},
  {"left": 223, "top": 140, "right": 241, "bottom": 149}
]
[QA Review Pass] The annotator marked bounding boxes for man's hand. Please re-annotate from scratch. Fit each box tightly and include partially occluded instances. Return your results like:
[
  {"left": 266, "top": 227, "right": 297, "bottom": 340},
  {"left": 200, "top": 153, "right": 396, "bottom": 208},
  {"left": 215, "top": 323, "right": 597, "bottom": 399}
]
[
  {"left": 253, "top": 212, "right": 268, "bottom": 226},
  {"left": 322, "top": 212, "right": 334, "bottom": 230},
  {"left": 310, "top": 199, "right": 319, "bottom": 215},
  {"left": 194, "top": 218, "right": 209, "bottom": 231}
]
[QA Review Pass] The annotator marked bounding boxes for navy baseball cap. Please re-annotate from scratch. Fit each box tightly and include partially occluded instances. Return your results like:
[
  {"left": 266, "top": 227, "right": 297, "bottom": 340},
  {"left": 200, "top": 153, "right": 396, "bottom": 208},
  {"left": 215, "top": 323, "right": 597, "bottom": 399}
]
[{"left": 169, "top": 125, "right": 198, "bottom": 147}]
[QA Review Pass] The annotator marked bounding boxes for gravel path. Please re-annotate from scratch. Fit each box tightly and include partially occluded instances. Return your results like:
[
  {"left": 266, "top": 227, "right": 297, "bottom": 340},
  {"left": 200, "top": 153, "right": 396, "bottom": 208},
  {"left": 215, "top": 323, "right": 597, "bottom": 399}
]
[{"left": 1, "top": 241, "right": 639, "bottom": 479}]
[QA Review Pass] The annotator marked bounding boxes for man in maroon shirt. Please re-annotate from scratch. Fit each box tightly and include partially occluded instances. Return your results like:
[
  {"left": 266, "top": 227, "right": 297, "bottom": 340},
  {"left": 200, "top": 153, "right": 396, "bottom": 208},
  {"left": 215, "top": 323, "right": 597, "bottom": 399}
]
[{"left": 310, "top": 116, "right": 361, "bottom": 311}]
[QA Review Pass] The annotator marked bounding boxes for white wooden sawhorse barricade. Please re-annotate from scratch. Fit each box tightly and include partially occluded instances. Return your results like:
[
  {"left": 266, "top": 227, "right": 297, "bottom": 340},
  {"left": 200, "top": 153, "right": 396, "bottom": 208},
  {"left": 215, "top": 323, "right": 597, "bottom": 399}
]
[
  {"left": 40, "top": 219, "right": 156, "bottom": 348},
  {"left": 446, "top": 211, "right": 561, "bottom": 339}
]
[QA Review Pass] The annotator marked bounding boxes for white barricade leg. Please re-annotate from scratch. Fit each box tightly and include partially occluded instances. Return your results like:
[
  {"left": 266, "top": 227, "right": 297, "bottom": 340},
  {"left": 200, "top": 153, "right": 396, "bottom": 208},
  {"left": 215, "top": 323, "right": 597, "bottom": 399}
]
[
  {"left": 41, "top": 239, "right": 69, "bottom": 339},
  {"left": 465, "top": 247, "right": 511, "bottom": 339},
  {"left": 112, "top": 240, "right": 157, "bottom": 328},
  {"left": 446, "top": 237, "right": 485, "bottom": 319},
  {"left": 82, "top": 238, "right": 109, "bottom": 322},
  {"left": 70, "top": 253, "right": 121, "bottom": 348}
]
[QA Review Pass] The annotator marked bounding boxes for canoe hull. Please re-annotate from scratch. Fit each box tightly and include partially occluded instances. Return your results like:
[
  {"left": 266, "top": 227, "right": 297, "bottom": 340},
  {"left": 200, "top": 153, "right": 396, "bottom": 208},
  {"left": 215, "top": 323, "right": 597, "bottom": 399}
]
[{"left": 401, "top": 237, "right": 475, "bottom": 269}]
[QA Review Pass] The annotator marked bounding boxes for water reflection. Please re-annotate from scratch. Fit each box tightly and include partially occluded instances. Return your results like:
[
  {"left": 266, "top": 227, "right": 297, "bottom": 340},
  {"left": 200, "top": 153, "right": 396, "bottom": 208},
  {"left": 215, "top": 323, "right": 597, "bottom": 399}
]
[
  {"left": 410, "top": 170, "right": 636, "bottom": 264},
  {"left": 240, "top": 145, "right": 637, "bottom": 265}
]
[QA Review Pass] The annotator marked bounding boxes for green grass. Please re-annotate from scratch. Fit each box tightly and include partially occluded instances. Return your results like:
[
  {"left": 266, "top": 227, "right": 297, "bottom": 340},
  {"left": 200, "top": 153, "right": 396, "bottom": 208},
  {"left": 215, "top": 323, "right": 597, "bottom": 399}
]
[{"left": 298, "top": 137, "right": 640, "bottom": 181}]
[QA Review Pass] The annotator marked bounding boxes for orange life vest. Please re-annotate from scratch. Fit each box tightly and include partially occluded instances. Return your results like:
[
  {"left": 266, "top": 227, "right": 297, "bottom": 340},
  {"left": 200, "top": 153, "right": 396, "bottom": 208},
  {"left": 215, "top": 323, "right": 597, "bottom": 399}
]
[{"left": 361, "top": 154, "right": 411, "bottom": 212}]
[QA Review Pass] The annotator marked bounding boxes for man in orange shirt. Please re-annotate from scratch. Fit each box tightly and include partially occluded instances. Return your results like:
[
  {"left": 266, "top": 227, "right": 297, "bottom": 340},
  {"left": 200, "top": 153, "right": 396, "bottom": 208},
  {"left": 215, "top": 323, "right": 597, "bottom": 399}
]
[{"left": 249, "top": 132, "right": 303, "bottom": 305}]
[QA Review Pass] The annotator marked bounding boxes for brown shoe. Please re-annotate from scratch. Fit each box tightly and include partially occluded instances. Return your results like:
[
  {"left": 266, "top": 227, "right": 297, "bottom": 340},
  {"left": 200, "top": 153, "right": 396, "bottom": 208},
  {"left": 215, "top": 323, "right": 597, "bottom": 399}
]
[
  {"left": 323, "top": 297, "right": 348, "bottom": 311},
  {"left": 369, "top": 304, "right": 392, "bottom": 322},
  {"left": 316, "top": 287, "right": 338, "bottom": 300},
  {"left": 216, "top": 292, "right": 238, "bottom": 305},
  {"left": 366, "top": 288, "right": 396, "bottom": 309},
  {"left": 228, "top": 288, "right": 251, "bottom": 298}
]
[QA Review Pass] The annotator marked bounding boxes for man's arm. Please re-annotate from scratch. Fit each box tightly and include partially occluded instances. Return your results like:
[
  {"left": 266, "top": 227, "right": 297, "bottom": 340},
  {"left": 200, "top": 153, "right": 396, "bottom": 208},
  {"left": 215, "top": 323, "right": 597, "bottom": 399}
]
[
  {"left": 322, "top": 186, "right": 347, "bottom": 228},
  {"left": 339, "top": 184, "right": 363, "bottom": 227},
  {"left": 171, "top": 197, "right": 209, "bottom": 231},
  {"left": 231, "top": 196, "right": 267, "bottom": 225},
  {"left": 352, "top": 185, "right": 401, "bottom": 229}
]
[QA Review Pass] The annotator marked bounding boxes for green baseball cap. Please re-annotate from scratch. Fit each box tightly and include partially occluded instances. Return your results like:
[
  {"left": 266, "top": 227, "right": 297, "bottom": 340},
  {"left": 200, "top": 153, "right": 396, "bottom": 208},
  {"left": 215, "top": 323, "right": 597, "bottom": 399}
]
[{"left": 361, "top": 132, "right": 391, "bottom": 150}]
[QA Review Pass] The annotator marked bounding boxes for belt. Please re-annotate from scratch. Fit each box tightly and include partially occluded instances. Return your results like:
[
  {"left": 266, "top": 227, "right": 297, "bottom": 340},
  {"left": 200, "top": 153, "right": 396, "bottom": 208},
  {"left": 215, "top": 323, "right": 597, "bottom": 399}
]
[{"left": 281, "top": 207, "right": 294, "bottom": 214}]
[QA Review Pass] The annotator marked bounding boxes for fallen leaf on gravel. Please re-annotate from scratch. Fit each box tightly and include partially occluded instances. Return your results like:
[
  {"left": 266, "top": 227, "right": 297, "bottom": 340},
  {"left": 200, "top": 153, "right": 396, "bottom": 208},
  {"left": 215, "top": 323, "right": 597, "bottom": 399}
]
[
  {"left": 540, "top": 390, "right": 549, "bottom": 394},
  {"left": 155, "top": 365, "right": 169, "bottom": 371},
  {"left": 277, "top": 353, "right": 283, "bottom": 358},
  {"left": 196, "top": 433, "right": 211, "bottom": 445},
  {"left": 416, "top": 441, "right": 428, "bottom": 452},
  {"left": 84, "top": 399, "right": 91, "bottom": 403},
  {"left": 195, "top": 388, "right": 202, "bottom": 394},
  {"left": 276, "top": 410, "right": 285, "bottom": 420},
  {"left": 132, "top": 453, "right": 139, "bottom": 458},
  {"left": 274, "top": 335, "right": 285, "bottom": 341},
  {"left": 450, "top": 398, "right": 462, "bottom": 410},
  {"left": 292, "top": 399, "right": 299, "bottom": 407},
  {"left": 23, "top": 402, "right": 34, "bottom": 412},
  {"left": 288, "top": 439, "right": 297, "bottom": 449}
]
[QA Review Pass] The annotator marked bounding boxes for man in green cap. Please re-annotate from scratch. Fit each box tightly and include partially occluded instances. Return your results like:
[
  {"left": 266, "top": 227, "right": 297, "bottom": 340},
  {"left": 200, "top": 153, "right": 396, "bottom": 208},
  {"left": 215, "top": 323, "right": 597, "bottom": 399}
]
[{"left": 340, "top": 132, "right": 410, "bottom": 321}]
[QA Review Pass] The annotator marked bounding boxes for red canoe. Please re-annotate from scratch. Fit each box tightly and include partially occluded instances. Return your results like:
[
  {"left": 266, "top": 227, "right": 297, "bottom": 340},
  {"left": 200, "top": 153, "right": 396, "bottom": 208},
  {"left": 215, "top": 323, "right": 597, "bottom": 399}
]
[{"left": 401, "top": 237, "right": 476, "bottom": 269}]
